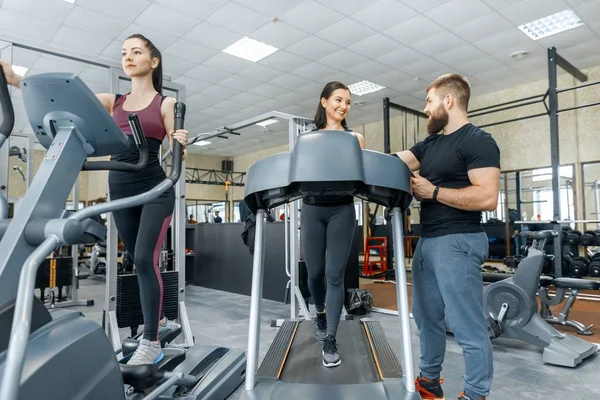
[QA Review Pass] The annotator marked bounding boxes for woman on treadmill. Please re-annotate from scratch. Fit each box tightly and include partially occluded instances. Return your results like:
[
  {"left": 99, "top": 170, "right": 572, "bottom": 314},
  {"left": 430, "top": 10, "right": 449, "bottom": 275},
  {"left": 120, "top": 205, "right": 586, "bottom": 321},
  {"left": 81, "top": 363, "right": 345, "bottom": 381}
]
[
  {"left": 302, "top": 81, "right": 365, "bottom": 368},
  {"left": 1, "top": 33, "right": 188, "bottom": 366}
]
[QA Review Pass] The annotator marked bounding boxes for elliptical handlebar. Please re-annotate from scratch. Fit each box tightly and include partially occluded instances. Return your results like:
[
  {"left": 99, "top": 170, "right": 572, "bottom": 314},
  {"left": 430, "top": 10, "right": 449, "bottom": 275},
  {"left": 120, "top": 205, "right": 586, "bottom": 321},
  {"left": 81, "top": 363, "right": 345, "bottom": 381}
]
[
  {"left": 82, "top": 113, "right": 149, "bottom": 172},
  {"left": 0, "top": 68, "right": 15, "bottom": 149},
  {"left": 169, "top": 102, "right": 185, "bottom": 184},
  {"left": 69, "top": 101, "right": 186, "bottom": 223}
]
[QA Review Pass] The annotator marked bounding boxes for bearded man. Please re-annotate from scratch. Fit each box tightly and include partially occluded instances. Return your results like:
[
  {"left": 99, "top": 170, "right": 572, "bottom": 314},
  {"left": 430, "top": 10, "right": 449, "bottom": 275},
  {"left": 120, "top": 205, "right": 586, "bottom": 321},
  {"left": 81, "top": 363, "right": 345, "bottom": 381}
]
[{"left": 395, "top": 73, "right": 501, "bottom": 400}]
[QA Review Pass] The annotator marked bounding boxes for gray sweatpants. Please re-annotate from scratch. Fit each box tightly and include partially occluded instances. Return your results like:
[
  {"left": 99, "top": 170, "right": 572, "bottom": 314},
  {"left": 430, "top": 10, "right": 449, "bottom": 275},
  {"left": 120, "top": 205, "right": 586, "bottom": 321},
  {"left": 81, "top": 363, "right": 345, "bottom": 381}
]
[
  {"left": 300, "top": 202, "right": 356, "bottom": 338},
  {"left": 412, "top": 232, "right": 493, "bottom": 399}
]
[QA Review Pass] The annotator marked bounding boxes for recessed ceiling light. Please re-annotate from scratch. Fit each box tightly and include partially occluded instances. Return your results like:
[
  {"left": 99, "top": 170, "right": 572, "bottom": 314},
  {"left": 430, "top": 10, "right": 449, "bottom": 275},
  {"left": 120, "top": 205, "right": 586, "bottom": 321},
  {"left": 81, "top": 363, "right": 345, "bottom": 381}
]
[
  {"left": 255, "top": 119, "right": 278, "bottom": 128},
  {"left": 222, "top": 37, "right": 278, "bottom": 62},
  {"left": 193, "top": 140, "right": 211, "bottom": 147},
  {"left": 348, "top": 80, "right": 385, "bottom": 96},
  {"left": 62, "top": 0, "right": 76, "bottom": 3},
  {"left": 518, "top": 9, "right": 584, "bottom": 41},
  {"left": 511, "top": 50, "right": 529, "bottom": 59},
  {"left": 12, "top": 65, "right": 28, "bottom": 76}
]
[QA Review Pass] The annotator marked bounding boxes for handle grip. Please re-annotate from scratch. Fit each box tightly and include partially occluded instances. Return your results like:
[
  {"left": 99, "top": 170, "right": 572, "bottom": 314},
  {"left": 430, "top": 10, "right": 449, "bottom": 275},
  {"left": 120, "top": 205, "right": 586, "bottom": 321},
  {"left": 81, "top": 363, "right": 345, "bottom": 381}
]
[
  {"left": 82, "top": 114, "right": 148, "bottom": 172},
  {"left": 169, "top": 102, "right": 186, "bottom": 184}
]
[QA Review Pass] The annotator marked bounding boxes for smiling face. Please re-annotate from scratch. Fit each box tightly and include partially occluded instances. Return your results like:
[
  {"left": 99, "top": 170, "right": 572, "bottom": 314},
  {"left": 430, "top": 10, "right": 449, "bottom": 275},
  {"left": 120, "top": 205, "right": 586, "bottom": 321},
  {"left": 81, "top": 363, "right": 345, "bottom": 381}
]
[
  {"left": 321, "top": 88, "right": 351, "bottom": 126},
  {"left": 424, "top": 88, "right": 449, "bottom": 135},
  {"left": 121, "top": 37, "right": 158, "bottom": 78}
]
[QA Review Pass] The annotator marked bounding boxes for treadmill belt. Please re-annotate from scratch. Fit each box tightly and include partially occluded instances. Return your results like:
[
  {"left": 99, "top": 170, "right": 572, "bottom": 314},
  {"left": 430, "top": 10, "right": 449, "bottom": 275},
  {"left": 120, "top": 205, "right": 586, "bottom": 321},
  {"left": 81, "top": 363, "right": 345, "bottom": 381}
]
[{"left": 279, "top": 320, "right": 380, "bottom": 384}]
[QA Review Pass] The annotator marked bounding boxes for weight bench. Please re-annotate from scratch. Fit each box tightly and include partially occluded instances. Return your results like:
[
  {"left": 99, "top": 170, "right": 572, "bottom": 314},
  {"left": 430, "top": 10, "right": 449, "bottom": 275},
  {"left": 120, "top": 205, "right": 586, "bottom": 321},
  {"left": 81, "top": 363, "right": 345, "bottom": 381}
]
[{"left": 539, "top": 275, "right": 600, "bottom": 335}]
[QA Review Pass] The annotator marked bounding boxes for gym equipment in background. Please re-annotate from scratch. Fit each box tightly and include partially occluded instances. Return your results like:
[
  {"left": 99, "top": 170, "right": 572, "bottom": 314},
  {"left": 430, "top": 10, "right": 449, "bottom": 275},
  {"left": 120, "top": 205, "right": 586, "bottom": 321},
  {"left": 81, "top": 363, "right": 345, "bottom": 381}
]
[{"left": 483, "top": 230, "right": 598, "bottom": 367}]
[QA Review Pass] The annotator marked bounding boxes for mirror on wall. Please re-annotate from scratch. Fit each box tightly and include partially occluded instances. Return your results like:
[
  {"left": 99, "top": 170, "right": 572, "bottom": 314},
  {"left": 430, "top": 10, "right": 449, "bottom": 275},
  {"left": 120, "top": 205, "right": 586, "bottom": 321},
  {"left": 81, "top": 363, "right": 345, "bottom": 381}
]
[
  {"left": 514, "top": 165, "right": 575, "bottom": 222},
  {"left": 186, "top": 200, "right": 227, "bottom": 224},
  {"left": 582, "top": 162, "right": 600, "bottom": 230}
]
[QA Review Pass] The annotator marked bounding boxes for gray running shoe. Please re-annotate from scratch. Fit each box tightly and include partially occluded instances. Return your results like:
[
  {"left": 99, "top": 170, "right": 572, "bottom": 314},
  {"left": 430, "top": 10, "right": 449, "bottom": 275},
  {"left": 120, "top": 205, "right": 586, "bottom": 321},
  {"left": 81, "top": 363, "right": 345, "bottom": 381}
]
[
  {"left": 322, "top": 335, "right": 341, "bottom": 368},
  {"left": 127, "top": 339, "right": 164, "bottom": 365}
]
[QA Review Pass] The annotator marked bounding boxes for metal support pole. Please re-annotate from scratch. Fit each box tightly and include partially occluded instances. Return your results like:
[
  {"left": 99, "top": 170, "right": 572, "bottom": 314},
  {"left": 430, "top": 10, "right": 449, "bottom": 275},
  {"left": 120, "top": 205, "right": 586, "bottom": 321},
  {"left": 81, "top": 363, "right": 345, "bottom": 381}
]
[
  {"left": 0, "top": 43, "right": 12, "bottom": 220},
  {"left": 26, "top": 137, "right": 34, "bottom": 187},
  {"left": 383, "top": 98, "right": 393, "bottom": 276},
  {"left": 515, "top": 171, "right": 522, "bottom": 219},
  {"left": 594, "top": 181, "right": 600, "bottom": 229},
  {"left": 390, "top": 208, "right": 415, "bottom": 393},
  {"left": 289, "top": 118, "right": 298, "bottom": 318},
  {"left": 383, "top": 98, "right": 391, "bottom": 154},
  {"left": 245, "top": 209, "right": 266, "bottom": 391},
  {"left": 548, "top": 48, "right": 563, "bottom": 273},
  {"left": 503, "top": 174, "right": 510, "bottom": 256}
]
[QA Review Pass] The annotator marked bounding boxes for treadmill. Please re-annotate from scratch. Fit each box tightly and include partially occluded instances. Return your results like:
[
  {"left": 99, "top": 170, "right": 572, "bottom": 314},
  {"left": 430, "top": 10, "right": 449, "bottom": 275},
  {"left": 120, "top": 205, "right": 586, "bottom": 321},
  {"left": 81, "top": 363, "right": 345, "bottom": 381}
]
[{"left": 240, "top": 130, "right": 420, "bottom": 399}]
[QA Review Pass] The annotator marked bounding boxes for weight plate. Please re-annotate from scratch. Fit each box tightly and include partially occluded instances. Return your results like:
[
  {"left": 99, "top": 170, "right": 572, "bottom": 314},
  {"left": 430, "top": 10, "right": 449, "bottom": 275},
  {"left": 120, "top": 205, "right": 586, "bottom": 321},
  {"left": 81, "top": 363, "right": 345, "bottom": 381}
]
[{"left": 484, "top": 282, "right": 533, "bottom": 329}]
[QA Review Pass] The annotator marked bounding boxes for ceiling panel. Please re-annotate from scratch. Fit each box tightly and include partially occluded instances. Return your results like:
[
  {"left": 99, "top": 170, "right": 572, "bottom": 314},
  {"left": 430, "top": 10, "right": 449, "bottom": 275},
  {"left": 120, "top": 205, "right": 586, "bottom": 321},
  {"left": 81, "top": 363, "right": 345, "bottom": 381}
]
[
  {"left": 248, "top": 21, "right": 309, "bottom": 49},
  {"left": 206, "top": 2, "right": 270, "bottom": 35},
  {"left": 424, "top": 0, "right": 493, "bottom": 29},
  {"left": 350, "top": 0, "right": 419, "bottom": 31},
  {"left": 314, "top": 17, "right": 377, "bottom": 48},
  {"left": 383, "top": 15, "right": 446, "bottom": 46},
  {"left": 1, "top": 0, "right": 598, "bottom": 158}
]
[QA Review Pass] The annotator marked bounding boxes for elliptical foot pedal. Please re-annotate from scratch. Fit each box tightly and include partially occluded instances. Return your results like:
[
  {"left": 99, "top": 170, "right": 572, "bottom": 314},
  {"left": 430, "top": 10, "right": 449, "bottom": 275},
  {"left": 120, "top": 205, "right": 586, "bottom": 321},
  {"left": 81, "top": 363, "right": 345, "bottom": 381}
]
[
  {"left": 122, "top": 325, "right": 183, "bottom": 357},
  {"left": 120, "top": 348, "right": 187, "bottom": 391}
]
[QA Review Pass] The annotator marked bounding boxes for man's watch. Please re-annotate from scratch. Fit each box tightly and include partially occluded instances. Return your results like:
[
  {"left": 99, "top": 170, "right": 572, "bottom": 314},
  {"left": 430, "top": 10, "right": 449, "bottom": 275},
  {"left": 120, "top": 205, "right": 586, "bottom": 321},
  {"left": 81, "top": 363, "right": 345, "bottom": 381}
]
[{"left": 433, "top": 186, "right": 440, "bottom": 202}]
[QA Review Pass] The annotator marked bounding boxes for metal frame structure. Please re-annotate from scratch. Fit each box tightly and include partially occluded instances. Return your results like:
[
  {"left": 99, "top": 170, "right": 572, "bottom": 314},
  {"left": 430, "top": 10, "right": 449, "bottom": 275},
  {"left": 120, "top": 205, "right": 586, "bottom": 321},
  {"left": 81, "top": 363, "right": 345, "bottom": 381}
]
[
  {"left": 183, "top": 167, "right": 246, "bottom": 186},
  {"left": 0, "top": 41, "right": 100, "bottom": 308},
  {"left": 381, "top": 98, "right": 427, "bottom": 275},
  {"left": 187, "top": 111, "right": 314, "bottom": 321},
  {"left": 383, "top": 46, "right": 600, "bottom": 279}
]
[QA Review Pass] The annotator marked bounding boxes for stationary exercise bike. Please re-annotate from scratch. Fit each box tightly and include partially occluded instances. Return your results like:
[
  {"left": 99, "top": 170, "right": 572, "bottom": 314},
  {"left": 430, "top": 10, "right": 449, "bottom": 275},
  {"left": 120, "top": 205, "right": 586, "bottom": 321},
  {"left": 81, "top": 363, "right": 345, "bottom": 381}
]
[
  {"left": 483, "top": 230, "right": 598, "bottom": 367},
  {"left": 0, "top": 71, "right": 245, "bottom": 400}
]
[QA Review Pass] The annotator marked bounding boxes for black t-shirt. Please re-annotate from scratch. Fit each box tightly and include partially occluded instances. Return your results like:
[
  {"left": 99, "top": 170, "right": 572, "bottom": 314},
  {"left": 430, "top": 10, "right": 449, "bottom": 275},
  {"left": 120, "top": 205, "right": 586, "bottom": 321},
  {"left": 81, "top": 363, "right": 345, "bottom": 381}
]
[{"left": 410, "top": 123, "right": 500, "bottom": 238}]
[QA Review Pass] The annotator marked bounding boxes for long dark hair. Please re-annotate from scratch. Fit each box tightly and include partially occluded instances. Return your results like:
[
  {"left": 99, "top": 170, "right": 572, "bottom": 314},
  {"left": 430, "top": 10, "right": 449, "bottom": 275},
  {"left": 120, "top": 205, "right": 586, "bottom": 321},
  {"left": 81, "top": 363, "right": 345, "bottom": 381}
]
[
  {"left": 313, "top": 81, "right": 350, "bottom": 130},
  {"left": 126, "top": 33, "right": 163, "bottom": 94}
]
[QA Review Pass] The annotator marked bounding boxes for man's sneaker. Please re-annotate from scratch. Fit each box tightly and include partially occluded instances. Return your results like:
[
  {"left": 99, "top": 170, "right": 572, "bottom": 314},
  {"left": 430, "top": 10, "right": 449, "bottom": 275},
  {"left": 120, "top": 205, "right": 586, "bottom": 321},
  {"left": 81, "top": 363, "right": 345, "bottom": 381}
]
[
  {"left": 415, "top": 374, "right": 445, "bottom": 399},
  {"left": 322, "top": 335, "right": 341, "bottom": 368},
  {"left": 315, "top": 312, "right": 327, "bottom": 343},
  {"left": 458, "top": 392, "right": 486, "bottom": 400},
  {"left": 127, "top": 339, "right": 164, "bottom": 365}
]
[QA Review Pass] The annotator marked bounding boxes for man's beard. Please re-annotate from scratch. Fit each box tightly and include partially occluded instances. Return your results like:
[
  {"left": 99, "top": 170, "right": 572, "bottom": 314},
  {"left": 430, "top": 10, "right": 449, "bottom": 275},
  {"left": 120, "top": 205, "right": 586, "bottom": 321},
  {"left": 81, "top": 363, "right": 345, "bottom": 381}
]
[{"left": 427, "top": 106, "right": 448, "bottom": 135}]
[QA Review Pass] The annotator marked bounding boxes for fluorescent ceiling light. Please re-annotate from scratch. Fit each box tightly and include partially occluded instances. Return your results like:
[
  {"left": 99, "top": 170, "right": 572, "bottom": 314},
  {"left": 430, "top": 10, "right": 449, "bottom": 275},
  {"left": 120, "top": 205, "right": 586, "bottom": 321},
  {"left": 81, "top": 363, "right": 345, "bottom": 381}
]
[
  {"left": 12, "top": 65, "right": 28, "bottom": 76},
  {"left": 193, "top": 140, "right": 211, "bottom": 147},
  {"left": 222, "top": 37, "right": 278, "bottom": 62},
  {"left": 62, "top": 0, "right": 77, "bottom": 3},
  {"left": 255, "top": 119, "right": 278, "bottom": 128},
  {"left": 518, "top": 9, "right": 584, "bottom": 41},
  {"left": 348, "top": 80, "right": 385, "bottom": 96}
]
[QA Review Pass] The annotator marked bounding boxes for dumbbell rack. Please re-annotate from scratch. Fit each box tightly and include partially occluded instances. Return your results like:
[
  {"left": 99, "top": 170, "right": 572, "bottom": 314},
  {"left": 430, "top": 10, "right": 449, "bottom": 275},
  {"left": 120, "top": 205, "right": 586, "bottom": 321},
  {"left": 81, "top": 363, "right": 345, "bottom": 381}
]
[{"left": 515, "top": 219, "right": 600, "bottom": 279}]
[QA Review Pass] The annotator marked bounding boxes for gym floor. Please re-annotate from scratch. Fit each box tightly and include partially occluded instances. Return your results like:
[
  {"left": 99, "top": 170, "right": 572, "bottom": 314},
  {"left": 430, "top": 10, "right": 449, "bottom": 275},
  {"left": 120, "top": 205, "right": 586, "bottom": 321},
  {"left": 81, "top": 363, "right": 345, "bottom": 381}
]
[{"left": 71, "top": 278, "right": 600, "bottom": 399}]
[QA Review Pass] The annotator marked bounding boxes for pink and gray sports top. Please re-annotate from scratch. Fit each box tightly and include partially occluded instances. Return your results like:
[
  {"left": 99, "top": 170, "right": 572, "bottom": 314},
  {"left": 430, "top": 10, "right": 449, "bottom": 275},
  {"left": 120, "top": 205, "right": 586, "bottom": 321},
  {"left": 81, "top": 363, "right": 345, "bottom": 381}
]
[{"left": 108, "top": 93, "right": 169, "bottom": 188}]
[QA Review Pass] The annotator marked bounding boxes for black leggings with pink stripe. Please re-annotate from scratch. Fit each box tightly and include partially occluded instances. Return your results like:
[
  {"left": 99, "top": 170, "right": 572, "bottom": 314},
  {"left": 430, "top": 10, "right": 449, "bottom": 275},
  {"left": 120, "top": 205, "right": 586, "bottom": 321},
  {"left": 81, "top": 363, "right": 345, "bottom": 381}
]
[{"left": 110, "top": 186, "right": 175, "bottom": 341}]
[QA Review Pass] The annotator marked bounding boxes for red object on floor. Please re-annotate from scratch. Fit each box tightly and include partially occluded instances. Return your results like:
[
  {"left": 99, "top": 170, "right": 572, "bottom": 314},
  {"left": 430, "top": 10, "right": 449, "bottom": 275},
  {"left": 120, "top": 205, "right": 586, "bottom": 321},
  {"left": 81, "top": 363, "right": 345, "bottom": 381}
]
[{"left": 363, "top": 237, "right": 388, "bottom": 276}]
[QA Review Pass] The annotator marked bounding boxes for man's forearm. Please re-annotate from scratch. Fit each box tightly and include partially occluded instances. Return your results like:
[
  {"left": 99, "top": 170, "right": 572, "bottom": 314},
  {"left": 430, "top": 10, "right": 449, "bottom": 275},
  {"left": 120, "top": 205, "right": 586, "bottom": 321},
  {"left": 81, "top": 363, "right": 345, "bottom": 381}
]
[{"left": 436, "top": 185, "right": 496, "bottom": 211}]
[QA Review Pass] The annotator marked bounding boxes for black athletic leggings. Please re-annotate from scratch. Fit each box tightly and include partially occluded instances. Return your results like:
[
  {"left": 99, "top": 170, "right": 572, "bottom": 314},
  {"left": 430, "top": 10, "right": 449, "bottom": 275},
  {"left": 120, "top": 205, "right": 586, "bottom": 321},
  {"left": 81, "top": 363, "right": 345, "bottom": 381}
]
[
  {"left": 301, "top": 203, "right": 356, "bottom": 338},
  {"left": 110, "top": 186, "right": 175, "bottom": 341}
]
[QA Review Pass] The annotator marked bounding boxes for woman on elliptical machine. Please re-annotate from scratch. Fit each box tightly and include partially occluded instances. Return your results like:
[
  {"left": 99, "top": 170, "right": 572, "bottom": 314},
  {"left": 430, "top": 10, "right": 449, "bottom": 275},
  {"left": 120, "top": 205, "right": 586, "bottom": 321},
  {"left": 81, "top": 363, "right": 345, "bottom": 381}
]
[{"left": 0, "top": 33, "right": 189, "bottom": 366}]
